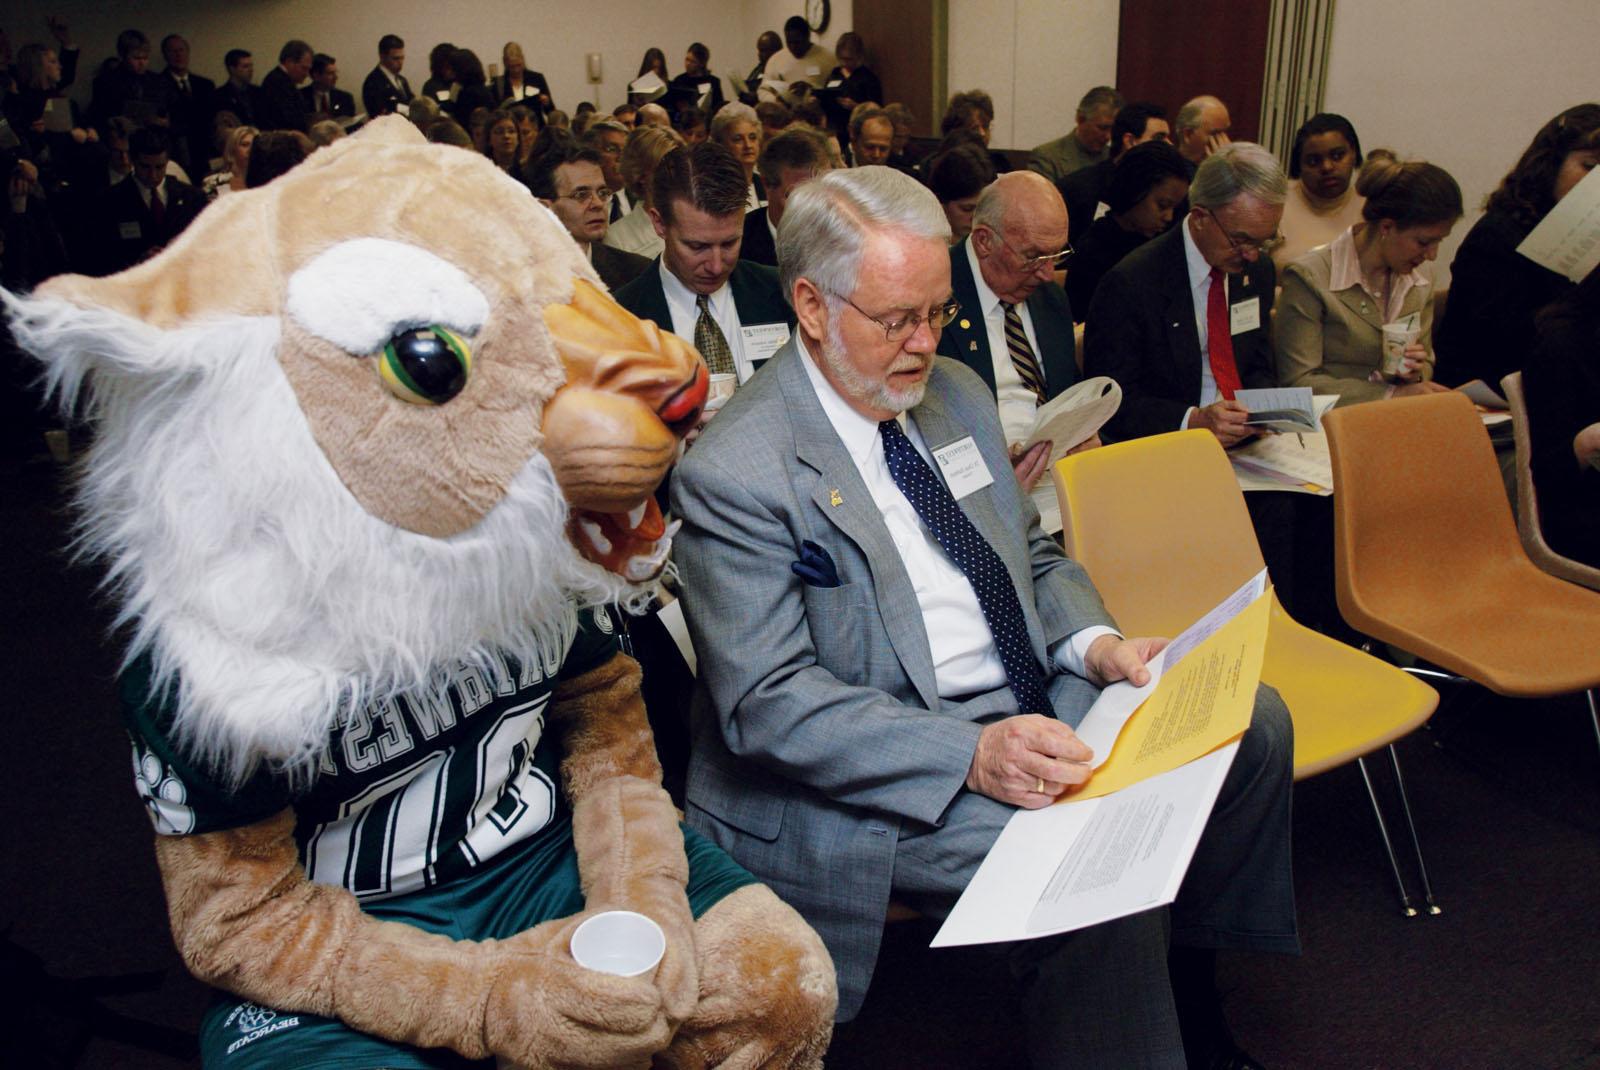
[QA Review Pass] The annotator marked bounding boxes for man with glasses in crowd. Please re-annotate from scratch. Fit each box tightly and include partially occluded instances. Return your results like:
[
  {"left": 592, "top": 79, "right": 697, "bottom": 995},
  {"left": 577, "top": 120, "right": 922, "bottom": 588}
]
[
  {"left": 939, "top": 172, "right": 1084, "bottom": 491},
  {"left": 583, "top": 119, "right": 633, "bottom": 221},
  {"left": 527, "top": 142, "right": 650, "bottom": 292},
  {"left": 670, "top": 164, "right": 1297, "bottom": 1070},
  {"left": 1085, "top": 141, "right": 1284, "bottom": 447},
  {"left": 615, "top": 141, "right": 793, "bottom": 390}
]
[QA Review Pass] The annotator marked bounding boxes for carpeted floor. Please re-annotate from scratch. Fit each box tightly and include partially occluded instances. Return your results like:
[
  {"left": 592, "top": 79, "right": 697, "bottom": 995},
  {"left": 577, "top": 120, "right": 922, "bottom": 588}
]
[{"left": 6, "top": 454, "right": 1598, "bottom": 1069}]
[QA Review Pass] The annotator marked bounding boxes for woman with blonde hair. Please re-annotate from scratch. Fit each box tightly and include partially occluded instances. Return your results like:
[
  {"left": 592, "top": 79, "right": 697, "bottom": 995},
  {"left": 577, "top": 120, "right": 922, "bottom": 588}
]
[
  {"left": 202, "top": 124, "right": 257, "bottom": 200},
  {"left": 493, "top": 41, "right": 553, "bottom": 116},
  {"left": 604, "top": 124, "right": 686, "bottom": 259}
]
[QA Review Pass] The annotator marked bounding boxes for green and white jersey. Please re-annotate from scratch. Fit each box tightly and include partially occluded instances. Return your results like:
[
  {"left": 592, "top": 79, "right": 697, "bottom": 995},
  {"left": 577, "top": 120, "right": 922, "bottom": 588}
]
[{"left": 123, "top": 606, "right": 620, "bottom": 902}]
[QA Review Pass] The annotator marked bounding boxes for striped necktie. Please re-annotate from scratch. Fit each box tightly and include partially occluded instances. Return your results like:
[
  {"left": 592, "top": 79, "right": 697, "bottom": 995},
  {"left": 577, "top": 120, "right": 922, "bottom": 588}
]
[{"left": 1002, "top": 302, "right": 1047, "bottom": 403}]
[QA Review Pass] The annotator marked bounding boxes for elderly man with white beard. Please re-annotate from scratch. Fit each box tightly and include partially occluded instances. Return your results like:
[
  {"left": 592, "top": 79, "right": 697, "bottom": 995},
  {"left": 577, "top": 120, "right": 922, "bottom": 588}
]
[{"left": 670, "top": 165, "right": 1299, "bottom": 1070}]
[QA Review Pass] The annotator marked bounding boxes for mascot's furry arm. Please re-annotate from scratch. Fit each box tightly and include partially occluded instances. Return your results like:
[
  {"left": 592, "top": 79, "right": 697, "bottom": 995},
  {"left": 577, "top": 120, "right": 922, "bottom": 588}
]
[{"left": 152, "top": 650, "right": 694, "bottom": 1067}]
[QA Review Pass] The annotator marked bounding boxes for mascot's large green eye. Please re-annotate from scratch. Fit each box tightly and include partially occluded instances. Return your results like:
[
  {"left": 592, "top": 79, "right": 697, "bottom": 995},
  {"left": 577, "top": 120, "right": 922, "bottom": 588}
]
[{"left": 378, "top": 325, "right": 473, "bottom": 405}]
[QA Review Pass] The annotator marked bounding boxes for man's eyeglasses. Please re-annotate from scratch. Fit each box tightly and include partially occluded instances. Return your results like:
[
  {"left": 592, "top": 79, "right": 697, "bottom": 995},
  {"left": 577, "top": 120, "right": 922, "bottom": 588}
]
[
  {"left": 558, "top": 186, "right": 614, "bottom": 206},
  {"left": 832, "top": 293, "right": 962, "bottom": 343},
  {"left": 989, "top": 230, "right": 1073, "bottom": 271},
  {"left": 1200, "top": 206, "right": 1283, "bottom": 256}
]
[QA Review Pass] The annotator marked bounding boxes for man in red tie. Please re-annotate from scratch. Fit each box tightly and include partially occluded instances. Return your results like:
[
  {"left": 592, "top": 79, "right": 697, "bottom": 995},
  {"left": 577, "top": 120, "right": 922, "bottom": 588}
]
[{"left": 1082, "top": 142, "right": 1285, "bottom": 446}]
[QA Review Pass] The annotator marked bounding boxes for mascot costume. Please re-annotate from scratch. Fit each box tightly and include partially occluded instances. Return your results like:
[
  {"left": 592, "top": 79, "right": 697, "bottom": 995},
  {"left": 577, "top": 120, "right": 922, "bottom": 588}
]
[{"left": 4, "top": 117, "right": 836, "bottom": 1068}]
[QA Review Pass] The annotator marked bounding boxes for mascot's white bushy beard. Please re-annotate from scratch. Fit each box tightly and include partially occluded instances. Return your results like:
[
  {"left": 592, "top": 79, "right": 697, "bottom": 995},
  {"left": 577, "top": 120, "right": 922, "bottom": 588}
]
[{"left": 11, "top": 292, "right": 647, "bottom": 787}]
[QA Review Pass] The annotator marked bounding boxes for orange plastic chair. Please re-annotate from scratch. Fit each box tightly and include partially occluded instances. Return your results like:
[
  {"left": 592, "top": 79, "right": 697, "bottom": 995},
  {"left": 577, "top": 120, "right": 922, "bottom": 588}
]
[
  {"left": 1323, "top": 391, "right": 1600, "bottom": 782},
  {"left": 1052, "top": 429, "right": 1441, "bottom": 914},
  {"left": 1501, "top": 372, "right": 1600, "bottom": 592}
]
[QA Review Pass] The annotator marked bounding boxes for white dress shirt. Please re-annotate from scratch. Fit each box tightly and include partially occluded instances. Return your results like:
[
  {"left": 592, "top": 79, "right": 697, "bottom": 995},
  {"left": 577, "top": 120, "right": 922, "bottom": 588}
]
[
  {"left": 796, "top": 336, "right": 1114, "bottom": 699},
  {"left": 963, "top": 238, "right": 1044, "bottom": 445},
  {"left": 660, "top": 262, "right": 757, "bottom": 383},
  {"left": 1181, "top": 217, "right": 1223, "bottom": 429}
]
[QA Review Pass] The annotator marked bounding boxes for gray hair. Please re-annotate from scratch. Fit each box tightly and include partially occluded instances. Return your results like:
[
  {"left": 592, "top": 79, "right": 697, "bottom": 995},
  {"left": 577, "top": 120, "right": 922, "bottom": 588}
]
[
  {"left": 778, "top": 167, "right": 951, "bottom": 300},
  {"left": 711, "top": 102, "right": 759, "bottom": 141},
  {"left": 1077, "top": 85, "right": 1123, "bottom": 118},
  {"left": 1175, "top": 94, "right": 1224, "bottom": 134},
  {"left": 1188, "top": 142, "right": 1287, "bottom": 210},
  {"left": 583, "top": 118, "right": 629, "bottom": 142}
]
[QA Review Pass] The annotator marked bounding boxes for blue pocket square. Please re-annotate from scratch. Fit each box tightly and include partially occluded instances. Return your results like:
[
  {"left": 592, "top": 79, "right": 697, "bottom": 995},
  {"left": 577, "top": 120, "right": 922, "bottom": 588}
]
[{"left": 791, "top": 539, "right": 841, "bottom": 588}]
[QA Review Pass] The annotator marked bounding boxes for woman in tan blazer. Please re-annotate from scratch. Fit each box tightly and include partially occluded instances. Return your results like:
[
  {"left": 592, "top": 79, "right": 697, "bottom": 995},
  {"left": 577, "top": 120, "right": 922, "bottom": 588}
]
[{"left": 1275, "top": 154, "right": 1464, "bottom": 405}]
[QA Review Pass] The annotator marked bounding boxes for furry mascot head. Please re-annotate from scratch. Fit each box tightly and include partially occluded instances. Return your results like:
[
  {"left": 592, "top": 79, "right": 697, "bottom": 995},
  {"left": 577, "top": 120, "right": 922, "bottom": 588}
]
[{"left": 6, "top": 118, "right": 833, "bottom": 1068}]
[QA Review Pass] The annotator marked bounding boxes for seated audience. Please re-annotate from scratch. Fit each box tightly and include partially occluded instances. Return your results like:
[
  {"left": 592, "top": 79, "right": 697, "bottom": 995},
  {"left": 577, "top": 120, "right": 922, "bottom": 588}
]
[
  {"left": 676, "top": 107, "right": 708, "bottom": 145},
  {"left": 301, "top": 53, "right": 355, "bottom": 121},
  {"left": 712, "top": 102, "right": 764, "bottom": 210},
  {"left": 425, "top": 118, "right": 472, "bottom": 149},
  {"left": 544, "top": 109, "right": 570, "bottom": 131},
  {"left": 1275, "top": 153, "right": 1461, "bottom": 405},
  {"left": 1085, "top": 141, "right": 1283, "bottom": 446},
  {"left": 1523, "top": 266, "right": 1600, "bottom": 568},
  {"left": 360, "top": 33, "right": 412, "bottom": 119},
  {"left": 1059, "top": 101, "right": 1171, "bottom": 246},
  {"left": 926, "top": 142, "right": 996, "bottom": 243},
  {"left": 94, "top": 127, "right": 203, "bottom": 275},
  {"left": 88, "top": 29, "right": 164, "bottom": 133},
  {"left": 1435, "top": 102, "right": 1600, "bottom": 388},
  {"left": 670, "top": 162, "right": 1297, "bottom": 1070},
  {"left": 849, "top": 105, "right": 893, "bottom": 166},
  {"left": 637, "top": 101, "right": 672, "bottom": 129},
  {"left": 756, "top": 99, "right": 792, "bottom": 140},
  {"left": 483, "top": 111, "right": 521, "bottom": 174},
  {"left": 1028, "top": 85, "right": 1123, "bottom": 185},
  {"left": 822, "top": 32, "right": 882, "bottom": 145},
  {"left": 603, "top": 123, "right": 684, "bottom": 258},
  {"left": 2, "top": 156, "right": 69, "bottom": 291},
  {"left": 467, "top": 107, "right": 494, "bottom": 155},
  {"left": 421, "top": 42, "right": 455, "bottom": 104},
  {"left": 307, "top": 119, "right": 344, "bottom": 147},
  {"left": 884, "top": 102, "right": 915, "bottom": 169},
  {"left": 1273, "top": 113, "right": 1366, "bottom": 270},
  {"left": 583, "top": 118, "right": 631, "bottom": 218},
  {"left": 941, "top": 89, "right": 1009, "bottom": 174},
  {"left": 527, "top": 142, "right": 650, "bottom": 292},
  {"left": 201, "top": 124, "right": 255, "bottom": 200},
  {"left": 1067, "top": 140, "right": 1191, "bottom": 319},
  {"left": 214, "top": 49, "right": 262, "bottom": 128},
  {"left": 493, "top": 42, "right": 553, "bottom": 115},
  {"left": 259, "top": 39, "right": 313, "bottom": 133},
  {"left": 668, "top": 42, "right": 725, "bottom": 119},
  {"left": 612, "top": 103, "right": 638, "bottom": 128},
  {"left": 760, "top": 17, "right": 836, "bottom": 100},
  {"left": 506, "top": 104, "right": 539, "bottom": 165},
  {"left": 939, "top": 171, "right": 1084, "bottom": 488},
  {"left": 1174, "top": 94, "right": 1231, "bottom": 167},
  {"left": 245, "top": 129, "right": 311, "bottom": 185},
  {"left": 405, "top": 94, "right": 441, "bottom": 133},
  {"left": 742, "top": 124, "right": 832, "bottom": 267},
  {"left": 447, "top": 49, "right": 495, "bottom": 124},
  {"left": 6, "top": 38, "right": 91, "bottom": 191},
  {"left": 614, "top": 141, "right": 792, "bottom": 388}
]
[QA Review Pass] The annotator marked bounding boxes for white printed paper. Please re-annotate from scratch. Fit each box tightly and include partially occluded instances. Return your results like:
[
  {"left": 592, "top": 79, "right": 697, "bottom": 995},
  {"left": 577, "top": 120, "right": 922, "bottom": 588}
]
[{"left": 1517, "top": 166, "right": 1600, "bottom": 283}]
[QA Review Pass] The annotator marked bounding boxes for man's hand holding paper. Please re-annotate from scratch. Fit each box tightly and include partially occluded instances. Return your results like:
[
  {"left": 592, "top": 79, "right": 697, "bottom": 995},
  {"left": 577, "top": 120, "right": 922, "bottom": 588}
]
[{"left": 967, "top": 715, "right": 1093, "bottom": 808}]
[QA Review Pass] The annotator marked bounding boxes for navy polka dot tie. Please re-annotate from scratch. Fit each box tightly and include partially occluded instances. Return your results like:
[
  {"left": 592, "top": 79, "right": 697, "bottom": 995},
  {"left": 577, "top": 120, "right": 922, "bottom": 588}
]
[{"left": 879, "top": 419, "right": 1051, "bottom": 715}]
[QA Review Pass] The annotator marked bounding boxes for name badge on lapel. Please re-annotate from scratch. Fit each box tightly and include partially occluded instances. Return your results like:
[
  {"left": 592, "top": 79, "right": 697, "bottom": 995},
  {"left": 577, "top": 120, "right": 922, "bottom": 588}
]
[
  {"left": 739, "top": 323, "right": 790, "bottom": 380},
  {"left": 931, "top": 436, "right": 994, "bottom": 500},
  {"left": 1229, "top": 296, "right": 1261, "bottom": 335}
]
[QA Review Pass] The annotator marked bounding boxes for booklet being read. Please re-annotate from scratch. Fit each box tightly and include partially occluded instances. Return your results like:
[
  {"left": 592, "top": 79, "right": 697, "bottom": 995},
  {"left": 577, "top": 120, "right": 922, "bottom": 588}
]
[
  {"left": 1020, "top": 376, "right": 1122, "bottom": 463},
  {"left": 1233, "top": 387, "right": 1338, "bottom": 433}
]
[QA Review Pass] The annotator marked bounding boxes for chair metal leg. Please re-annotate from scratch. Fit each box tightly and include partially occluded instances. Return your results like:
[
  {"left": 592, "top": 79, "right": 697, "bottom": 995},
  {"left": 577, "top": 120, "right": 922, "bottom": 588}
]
[
  {"left": 1387, "top": 744, "right": 1440, "bottom": 916},
  {"left": 1358, "top": 755, "right": 1417, "bottom": 917}
]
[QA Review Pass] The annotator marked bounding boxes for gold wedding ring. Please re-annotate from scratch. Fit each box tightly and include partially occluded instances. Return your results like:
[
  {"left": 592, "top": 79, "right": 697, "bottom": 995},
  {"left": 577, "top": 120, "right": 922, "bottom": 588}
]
[{"left": 1035, "top": 776, "right": 1046, "bottom": 794}]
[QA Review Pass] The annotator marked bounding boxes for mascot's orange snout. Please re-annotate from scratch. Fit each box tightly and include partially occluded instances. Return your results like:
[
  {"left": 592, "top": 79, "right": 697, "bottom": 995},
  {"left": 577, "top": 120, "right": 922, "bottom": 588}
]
[{"left": 542, "top": 279, "right": 707, "bottom": 579}]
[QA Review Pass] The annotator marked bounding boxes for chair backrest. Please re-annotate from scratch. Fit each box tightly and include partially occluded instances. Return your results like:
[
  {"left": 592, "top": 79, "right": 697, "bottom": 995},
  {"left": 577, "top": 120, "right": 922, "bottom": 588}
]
[
  {"left": 1501, "top": 371, "right": 1600, "bottom": 590},
  {"left": 1052, "top": 429, "right": 1264, "bottom": 637},
  {"left": 1323, "top": 392, "right": 1526, "bottom": 614}
]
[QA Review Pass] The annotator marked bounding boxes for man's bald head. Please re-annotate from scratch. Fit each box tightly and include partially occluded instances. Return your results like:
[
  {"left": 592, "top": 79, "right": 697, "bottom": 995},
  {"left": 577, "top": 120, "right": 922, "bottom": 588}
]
[
  {"left": 1175, "top": 95, "right": 1231, "bottom": 164},
  {"left": 970, "top": 172, "right": 1070, "bottom": 303}
]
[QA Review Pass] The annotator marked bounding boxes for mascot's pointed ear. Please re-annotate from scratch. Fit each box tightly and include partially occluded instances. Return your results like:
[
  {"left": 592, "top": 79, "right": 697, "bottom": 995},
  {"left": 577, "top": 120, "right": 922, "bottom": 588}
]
[{"left": 357, "top": 114, "right": 428, "bottom": 146}]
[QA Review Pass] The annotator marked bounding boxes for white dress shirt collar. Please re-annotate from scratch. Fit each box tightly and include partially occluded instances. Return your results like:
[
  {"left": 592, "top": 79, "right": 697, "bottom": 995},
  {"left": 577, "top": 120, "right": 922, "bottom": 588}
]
[
  {"left": 660, "top": 259, "right": 734, "bottom": 331},
  {"left": 796, "top": 333, "right": 904, "bottom": 464}
]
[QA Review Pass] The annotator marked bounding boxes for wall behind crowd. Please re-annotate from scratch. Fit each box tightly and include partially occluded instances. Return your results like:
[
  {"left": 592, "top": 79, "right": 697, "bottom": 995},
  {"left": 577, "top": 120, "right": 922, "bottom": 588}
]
[{"left": 5, "top": 0, "right": 778, "bottom": 116}]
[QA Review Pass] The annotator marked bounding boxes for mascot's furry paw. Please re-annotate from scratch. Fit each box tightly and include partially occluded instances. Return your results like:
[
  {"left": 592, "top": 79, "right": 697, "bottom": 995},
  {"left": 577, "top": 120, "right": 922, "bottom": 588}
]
[{"left": 658, "top": 885, "right": 837, "bottom": 1070}]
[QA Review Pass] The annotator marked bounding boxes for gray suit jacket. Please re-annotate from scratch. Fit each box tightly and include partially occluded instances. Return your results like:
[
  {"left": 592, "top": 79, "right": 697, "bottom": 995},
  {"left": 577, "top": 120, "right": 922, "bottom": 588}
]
[{"left": 670, "top": 337, "right": 1115, "bottom": 1018}]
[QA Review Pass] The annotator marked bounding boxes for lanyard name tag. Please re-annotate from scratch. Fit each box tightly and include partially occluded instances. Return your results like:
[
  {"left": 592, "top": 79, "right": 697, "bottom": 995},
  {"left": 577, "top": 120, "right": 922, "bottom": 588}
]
[
  {"left": 119, "top": 221, "right": 142, "bottom": 240},
  {"left": 1229, "top": 296, "right": 1261, "bottom": 335},
  {"left": 826, "top": 79, "right": 843, "bottom": 88},
  {"left": 738, "top": 323, "right": 790, "bottom": 381},
  {"left": 932, "top": 436, "right": 995, "bottom": 500}
]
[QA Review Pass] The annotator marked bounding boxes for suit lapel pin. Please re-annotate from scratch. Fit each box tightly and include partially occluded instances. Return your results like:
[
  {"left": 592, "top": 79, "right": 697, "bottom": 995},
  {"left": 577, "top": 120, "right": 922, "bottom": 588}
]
[
  {"left": 968, "top": 341, "right": 978, "bottom": 352},
  {"left": 959, "top": 318, "right": 971, "bottom": 329},
  {"left": 829, "top": 488, "right": 843, "bottom": 507}
]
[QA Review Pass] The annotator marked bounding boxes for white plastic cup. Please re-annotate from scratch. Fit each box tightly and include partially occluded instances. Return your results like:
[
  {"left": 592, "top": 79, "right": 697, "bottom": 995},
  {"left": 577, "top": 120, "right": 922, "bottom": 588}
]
[
  {"left": 569, "top": 911, "right": 665, "bottom": 977},
  {"left": 1380, "top": 323, "right": 1420, "bottom": 379},
  {"left": 703, "top": 372, "right": 738, "bottom": 415}
]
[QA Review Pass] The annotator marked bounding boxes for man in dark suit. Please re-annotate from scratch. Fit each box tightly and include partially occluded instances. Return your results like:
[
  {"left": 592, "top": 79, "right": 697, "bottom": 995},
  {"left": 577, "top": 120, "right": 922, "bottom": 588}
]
[
  {"left": 614, "top": 141, "right": 793, "bottom": 388},
  {"left": 361, "top": 34, "right": 412, "bottom": 119},
  {"left": 672, "top": 165, "right": 1296, "bottom": 1069},
  {"left": 1059, "top": 102, "right": 1172, "bottom": 247},
  {"left": 94, "top": 127, "right": 204, "bottom": 276},
  {"left": 740, "top": 124, "right": 831, "bottom": 268},
  {"left": 527, "top": 143, "right": 651, "bottom": 292},
  {"left": 158, "top": 34, "right": 215, "bottom": 176},
  {"left": 300, "top": 53, "right": 356, "bottom": 121},
  {"left": 258, "top": 39, "right": 313, "bottom": 133},
  {"left": 938, "top": 172, "right": 1080, "bottom": 489},
  {"left": 1085, "top": 142, "right": 1283, "bottom": 447},
  {"left": 213, "top": 49, "right": 261, "bottom": 127},
  {"left": 88, "top": 29, "right": 166, "bottom": 134}
]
